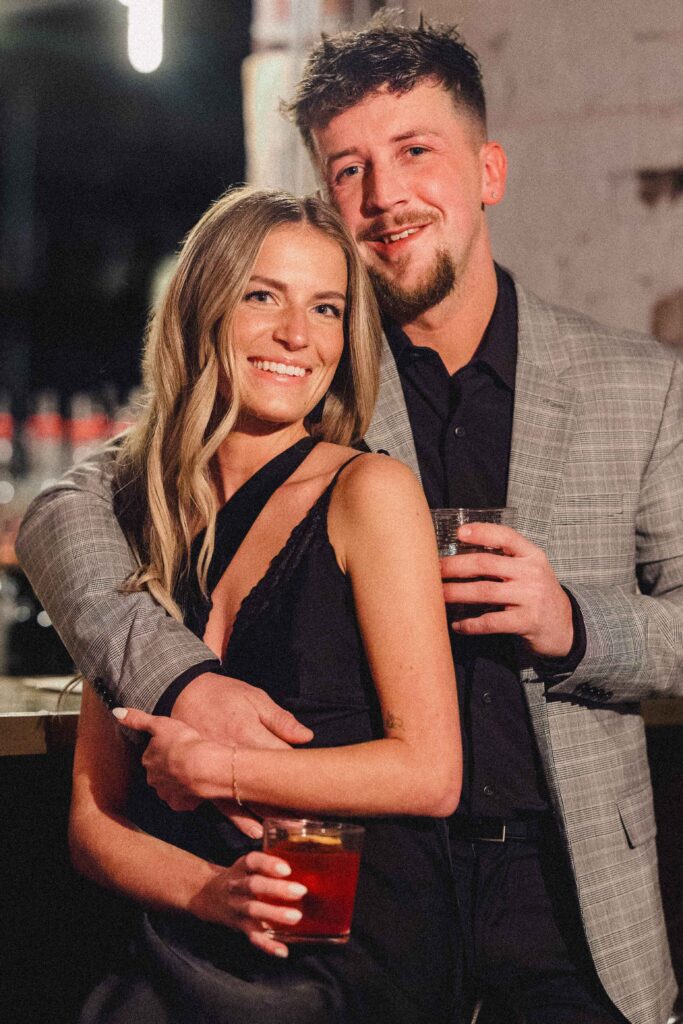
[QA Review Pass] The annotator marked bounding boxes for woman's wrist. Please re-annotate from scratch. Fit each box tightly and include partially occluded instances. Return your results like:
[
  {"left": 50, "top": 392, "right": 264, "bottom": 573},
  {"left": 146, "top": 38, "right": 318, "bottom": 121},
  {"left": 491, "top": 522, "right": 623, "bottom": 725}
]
[
  {"left": 184, "top": 740, "right": 236, "bottom": 802},
  {"left": 184, "top": 860, "right": 230, "bottom": 923}
]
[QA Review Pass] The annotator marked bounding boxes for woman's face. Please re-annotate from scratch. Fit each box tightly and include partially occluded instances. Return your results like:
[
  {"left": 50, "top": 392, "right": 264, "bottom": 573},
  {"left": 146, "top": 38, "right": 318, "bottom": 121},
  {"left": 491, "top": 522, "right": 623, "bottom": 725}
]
[{"left": 230, "top": 222, "right": 348, "bottom": 432}]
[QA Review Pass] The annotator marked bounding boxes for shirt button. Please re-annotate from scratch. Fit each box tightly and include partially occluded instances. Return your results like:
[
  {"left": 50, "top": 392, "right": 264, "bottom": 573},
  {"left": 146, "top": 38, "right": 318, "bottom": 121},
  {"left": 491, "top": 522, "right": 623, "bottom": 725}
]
[
  {"left": 483, "top": 784, "right": 495, "bottom": 798},
  {"left": 453, "top": 425, "right": 466, "bottom": 438},
  {"left": 482, "top": 691, "right": 493, "bottom": 704}
]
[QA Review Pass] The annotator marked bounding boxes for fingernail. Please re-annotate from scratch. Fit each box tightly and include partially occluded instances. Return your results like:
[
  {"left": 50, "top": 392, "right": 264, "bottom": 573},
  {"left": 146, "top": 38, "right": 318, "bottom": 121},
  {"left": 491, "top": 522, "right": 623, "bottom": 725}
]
[
  {"left": 287, "top": 883, "right": 307, "bottom": 898},
  {"left": 284, "top": 909, "right": 302, "bottom": 923},
  {"left": 248, "top": 824, "right": 263, "bottom": 839},
  {"left": 274, "top": 862, "right": 291, "bottom": 877},
  {"left": 112, "top": 707, "right": 128, "bottom": 720},
  {"left": 274, "top": 946, "right": 288, "bottom": 958},
  {"left": 458, "top": 525, "right": 472, "bottom": 537}
]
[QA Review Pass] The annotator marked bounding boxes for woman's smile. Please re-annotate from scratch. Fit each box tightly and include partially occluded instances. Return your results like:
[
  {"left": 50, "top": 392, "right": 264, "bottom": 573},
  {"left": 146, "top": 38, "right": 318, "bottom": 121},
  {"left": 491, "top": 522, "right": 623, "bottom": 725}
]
[{"left": 231, "top": 222, "right": 347, "bottom": 428}]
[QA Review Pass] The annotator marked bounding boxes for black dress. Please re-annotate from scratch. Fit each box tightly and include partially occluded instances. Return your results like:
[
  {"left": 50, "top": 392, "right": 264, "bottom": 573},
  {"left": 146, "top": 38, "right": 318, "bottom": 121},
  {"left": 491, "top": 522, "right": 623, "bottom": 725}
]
[{"left": 80, "top": 442, "right": 459, "bottom": 1024}]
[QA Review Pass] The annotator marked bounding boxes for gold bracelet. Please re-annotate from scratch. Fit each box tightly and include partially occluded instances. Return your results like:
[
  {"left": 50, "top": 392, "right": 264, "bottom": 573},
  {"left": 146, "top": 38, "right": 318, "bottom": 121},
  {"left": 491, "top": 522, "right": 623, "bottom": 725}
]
[{"left": 231, "top": 744, "right": 243, "bottom": 807}]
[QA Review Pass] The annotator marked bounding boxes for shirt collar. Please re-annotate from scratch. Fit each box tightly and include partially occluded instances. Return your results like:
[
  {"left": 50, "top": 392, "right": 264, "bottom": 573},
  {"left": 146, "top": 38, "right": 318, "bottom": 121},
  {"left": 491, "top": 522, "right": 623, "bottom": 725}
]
[{"left": 384, "top": 263, "right": 517, "bottom": 391}]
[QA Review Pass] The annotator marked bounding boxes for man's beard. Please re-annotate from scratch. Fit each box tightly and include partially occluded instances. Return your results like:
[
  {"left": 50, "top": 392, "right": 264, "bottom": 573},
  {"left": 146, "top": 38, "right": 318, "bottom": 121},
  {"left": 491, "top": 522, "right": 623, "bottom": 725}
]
[{"left": 367, "top": 250, "right": 456, "bottom": 324}]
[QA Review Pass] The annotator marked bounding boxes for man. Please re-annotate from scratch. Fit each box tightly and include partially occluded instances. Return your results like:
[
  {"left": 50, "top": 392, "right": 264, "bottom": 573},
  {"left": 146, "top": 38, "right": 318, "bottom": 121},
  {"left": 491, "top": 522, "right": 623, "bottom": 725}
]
[{"left": 17, "top": 15, "right": 681, "bottom": 1024}]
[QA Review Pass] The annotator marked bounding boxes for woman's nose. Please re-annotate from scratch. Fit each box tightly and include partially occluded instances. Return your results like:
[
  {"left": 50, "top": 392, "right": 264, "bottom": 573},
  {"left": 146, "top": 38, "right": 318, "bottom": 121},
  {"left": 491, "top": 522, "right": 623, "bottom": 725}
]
[{"left": 274, "top": 307, "right": 309, "bottom": 349}]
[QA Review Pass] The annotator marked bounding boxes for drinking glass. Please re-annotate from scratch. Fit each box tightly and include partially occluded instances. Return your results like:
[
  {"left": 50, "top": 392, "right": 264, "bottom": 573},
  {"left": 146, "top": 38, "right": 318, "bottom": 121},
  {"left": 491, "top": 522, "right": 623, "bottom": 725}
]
[
  {"left": 431, "top": 507, "right": 516, "bottom": 618},
  {"left": 262, "top": 817, "right": 365, "bottom": 944}
]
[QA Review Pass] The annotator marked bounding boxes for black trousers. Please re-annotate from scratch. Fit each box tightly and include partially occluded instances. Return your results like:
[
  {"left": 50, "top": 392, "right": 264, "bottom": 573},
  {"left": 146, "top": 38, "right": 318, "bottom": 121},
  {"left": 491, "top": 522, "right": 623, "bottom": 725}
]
[{"left": 449, "top": 821, "right": 630, "bottom": 1024}]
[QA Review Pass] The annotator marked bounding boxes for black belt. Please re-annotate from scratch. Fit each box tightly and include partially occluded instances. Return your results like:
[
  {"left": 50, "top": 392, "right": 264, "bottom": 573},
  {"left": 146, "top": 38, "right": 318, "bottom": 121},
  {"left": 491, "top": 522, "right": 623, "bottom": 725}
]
[{"left": 448, "top": 816, "right": 547, "bottom": 843}]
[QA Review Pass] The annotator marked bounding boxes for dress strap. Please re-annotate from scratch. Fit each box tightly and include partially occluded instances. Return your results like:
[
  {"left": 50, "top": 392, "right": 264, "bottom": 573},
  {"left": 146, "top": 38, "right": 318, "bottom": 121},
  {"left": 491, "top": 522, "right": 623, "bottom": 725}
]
[
  {"left": 177, "top": 436, "right": 318, "bottom": 631},
  {"left": 316, "top": 452, "right": 367, "bottom": 513}
]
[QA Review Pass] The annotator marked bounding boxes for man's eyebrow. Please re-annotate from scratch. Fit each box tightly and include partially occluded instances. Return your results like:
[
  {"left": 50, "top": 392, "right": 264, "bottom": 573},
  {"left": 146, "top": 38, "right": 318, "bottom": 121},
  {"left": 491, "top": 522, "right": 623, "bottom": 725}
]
[
  {"left": 324, "top": 147, "right": 359, "bottom": 170},
  {"left": 324, "top": 129, "right": 439, "bottom": 169}
]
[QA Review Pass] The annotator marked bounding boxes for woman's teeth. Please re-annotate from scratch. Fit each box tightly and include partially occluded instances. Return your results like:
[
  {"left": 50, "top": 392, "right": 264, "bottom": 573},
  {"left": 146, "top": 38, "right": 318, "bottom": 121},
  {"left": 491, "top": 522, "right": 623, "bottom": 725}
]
[{"left": 252, "top": 360, "right": 307, "bottom": 377}]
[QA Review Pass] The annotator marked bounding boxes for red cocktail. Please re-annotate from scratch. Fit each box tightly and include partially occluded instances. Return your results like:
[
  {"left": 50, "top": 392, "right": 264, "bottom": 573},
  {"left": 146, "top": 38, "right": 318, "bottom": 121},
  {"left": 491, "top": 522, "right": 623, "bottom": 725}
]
[{"left": 263, "top": 819, "right": 364, "bottom": 943}]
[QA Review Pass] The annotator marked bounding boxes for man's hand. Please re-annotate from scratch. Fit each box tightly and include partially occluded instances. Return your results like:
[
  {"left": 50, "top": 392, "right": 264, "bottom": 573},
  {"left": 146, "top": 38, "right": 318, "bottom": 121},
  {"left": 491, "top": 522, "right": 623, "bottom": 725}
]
[
  {"left": 170, "top": 673, "right": 313, "bottom": 837},
  {"left": 441, "top": 523, "right": 574, "bottom": 658},
  {"left": 171, "top": 672, "right": 313, "bottom": 747}
]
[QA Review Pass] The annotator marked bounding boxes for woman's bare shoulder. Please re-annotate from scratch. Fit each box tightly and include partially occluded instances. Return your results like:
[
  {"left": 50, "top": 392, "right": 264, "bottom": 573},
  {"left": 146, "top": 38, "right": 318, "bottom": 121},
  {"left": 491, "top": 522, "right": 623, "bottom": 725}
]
[{"left": 330, "top": 450, "right": 426, "bottom": 516}]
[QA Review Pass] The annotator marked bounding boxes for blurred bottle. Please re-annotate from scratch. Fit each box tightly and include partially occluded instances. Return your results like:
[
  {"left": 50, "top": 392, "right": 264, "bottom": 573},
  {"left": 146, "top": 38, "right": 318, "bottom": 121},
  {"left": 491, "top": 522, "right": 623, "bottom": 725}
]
[
  {"left": 67, "top": 391, "right": 110, "bottom": 465},
  {"left": 109, "top": 385, "right": 144, "bottom": 438},
  {"left": 22, "top": 390, "right": 68, "bottom": 505},
  {"left": 0, "top": 566, "right": 20, "bottom": 674},
  {"left": 0, "top": 393, "right": 18, "bottom": 525},
  {"left": 0, "top": 393, "right": 22, "bottom": 569},
  {"left": 4, "top": 565, "right": 73, "bottom": 677}
]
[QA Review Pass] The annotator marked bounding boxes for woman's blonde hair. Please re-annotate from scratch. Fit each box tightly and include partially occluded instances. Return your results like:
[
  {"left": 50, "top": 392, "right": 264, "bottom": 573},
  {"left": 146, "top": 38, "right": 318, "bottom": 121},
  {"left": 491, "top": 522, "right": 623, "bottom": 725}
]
[{"left": 114, "top": 185, "right": 381, "bottom": 618}]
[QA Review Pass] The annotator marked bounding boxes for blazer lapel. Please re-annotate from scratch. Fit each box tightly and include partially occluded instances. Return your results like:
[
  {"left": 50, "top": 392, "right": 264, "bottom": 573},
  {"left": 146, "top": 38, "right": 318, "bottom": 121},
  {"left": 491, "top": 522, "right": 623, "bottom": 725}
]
[
  {"left": 364, "top": 336, "right": 421, "bottom": 478},
  {"left": 363, "top": 285, "right": 579, "bottom": 511},
  {"left": 507, "top": 283, "right": 577, "bottom": 552}
]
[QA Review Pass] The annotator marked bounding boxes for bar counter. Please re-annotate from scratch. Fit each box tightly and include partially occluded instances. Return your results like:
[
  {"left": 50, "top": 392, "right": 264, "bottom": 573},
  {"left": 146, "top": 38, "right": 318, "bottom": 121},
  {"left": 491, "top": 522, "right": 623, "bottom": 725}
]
[
  {"left": 0, "top": 675, "right": 80, "bottom": 756},
  {"left": 1, "top": 675, "right": 682, "bottom": 757}
]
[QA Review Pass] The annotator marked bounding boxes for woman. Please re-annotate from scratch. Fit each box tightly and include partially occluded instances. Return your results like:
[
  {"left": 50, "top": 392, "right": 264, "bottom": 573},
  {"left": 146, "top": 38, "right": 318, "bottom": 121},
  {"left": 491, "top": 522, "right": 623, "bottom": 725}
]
[{"left": 69, "top": 186, "right": 461, "bottom": 1024}]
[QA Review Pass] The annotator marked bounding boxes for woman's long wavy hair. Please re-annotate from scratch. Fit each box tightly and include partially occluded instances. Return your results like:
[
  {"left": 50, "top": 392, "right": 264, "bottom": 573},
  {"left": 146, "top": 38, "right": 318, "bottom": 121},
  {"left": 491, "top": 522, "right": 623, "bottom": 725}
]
[{"left": 114, "top": 185, "right": 382, "bottom": 619}]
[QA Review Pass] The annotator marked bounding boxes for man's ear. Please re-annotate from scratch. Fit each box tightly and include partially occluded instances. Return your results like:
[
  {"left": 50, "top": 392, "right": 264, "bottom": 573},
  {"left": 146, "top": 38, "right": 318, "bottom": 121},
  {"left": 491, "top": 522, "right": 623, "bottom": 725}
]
[{"left": 480, "top": 141, "right": 508, "bottom": 207}]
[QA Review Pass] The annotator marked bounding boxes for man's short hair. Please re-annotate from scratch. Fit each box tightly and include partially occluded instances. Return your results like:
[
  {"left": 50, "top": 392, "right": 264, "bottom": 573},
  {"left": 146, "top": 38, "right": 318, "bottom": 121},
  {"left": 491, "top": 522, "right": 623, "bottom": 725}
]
[{"left": 286, "top": 11, "right": 487, "bottom": 157}]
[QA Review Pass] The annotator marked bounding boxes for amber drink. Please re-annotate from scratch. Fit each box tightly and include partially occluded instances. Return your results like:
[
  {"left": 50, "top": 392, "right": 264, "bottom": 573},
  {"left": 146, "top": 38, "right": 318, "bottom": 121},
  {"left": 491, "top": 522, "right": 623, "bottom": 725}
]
[{"left": 263, "top": 818, "right": 364, "bottom": 943}]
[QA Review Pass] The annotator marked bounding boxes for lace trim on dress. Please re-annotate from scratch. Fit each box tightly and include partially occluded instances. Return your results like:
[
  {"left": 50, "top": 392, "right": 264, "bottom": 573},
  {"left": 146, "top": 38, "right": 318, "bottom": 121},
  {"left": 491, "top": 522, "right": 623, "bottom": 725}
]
[{"left": 228, "top": 454, "right": 364, "bottom": 653}]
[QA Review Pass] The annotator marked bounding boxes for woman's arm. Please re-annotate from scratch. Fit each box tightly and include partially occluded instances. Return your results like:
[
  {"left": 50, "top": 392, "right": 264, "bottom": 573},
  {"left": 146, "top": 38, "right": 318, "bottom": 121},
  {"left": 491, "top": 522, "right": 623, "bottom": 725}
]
[
  {"left": 119, "top": 455, "right": 461, "bottom": 818},
  {"left": 69, "top": 684, "right": 311, "bottom": 958}
]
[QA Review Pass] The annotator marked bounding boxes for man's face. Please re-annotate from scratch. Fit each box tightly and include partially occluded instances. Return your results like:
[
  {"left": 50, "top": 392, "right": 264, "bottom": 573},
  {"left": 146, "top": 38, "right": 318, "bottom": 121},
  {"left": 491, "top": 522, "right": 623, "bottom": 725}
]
[{"left": 312, "top": 81, "right": 505, "bottom": 322}]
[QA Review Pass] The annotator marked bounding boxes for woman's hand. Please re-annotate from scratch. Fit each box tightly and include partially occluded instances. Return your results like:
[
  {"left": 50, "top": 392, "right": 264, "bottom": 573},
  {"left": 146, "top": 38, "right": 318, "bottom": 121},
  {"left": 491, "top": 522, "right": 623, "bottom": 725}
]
[
  {"left": 196, "top": 850, "right": 306, "bottom": 958},
  {"left": 113, "top": 707, "right": 228, "bottom": 811}
]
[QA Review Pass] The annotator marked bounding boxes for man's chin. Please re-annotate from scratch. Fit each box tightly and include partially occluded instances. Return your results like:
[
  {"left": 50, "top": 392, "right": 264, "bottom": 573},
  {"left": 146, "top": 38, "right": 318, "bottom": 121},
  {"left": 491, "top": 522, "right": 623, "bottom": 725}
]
[{"left": 368, "top": 251, "right": 456, "bottom": 324}]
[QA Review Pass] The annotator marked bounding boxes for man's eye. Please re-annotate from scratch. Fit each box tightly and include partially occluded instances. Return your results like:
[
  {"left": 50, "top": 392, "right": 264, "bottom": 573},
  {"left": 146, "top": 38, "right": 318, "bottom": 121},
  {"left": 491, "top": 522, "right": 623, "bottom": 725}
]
[
  {"left": 407, "top": 146, "right": 428, "bottom": 157},
  {"left": 337, "top": 165, "right": 361, "bottom": 182}
]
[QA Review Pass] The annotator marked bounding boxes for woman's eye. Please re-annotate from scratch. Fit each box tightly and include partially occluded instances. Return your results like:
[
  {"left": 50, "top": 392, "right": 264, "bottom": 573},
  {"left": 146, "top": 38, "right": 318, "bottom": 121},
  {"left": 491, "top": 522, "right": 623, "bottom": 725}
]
[
  {"left": 314, "top": 303, "right": 342, "bottom": 318},
  {"left": 244, "top": 290, "right": 273, "bottom": 303}
]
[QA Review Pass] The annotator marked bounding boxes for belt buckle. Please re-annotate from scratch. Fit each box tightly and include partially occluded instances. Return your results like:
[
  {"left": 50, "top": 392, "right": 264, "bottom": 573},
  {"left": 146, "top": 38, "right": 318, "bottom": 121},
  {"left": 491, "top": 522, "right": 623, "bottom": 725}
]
[{"left": 480, "top": 822, "right": 506, "bottom": 843}]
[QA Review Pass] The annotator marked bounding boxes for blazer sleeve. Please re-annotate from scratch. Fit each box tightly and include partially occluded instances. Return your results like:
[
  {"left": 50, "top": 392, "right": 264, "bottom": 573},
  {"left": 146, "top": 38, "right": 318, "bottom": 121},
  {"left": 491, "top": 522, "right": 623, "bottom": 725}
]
[
  {"left": 542, "top": 353, "right": 683, "bottom": 703},
  {"left": 15, "top": 444, "right": 216, "bottom": 713}
]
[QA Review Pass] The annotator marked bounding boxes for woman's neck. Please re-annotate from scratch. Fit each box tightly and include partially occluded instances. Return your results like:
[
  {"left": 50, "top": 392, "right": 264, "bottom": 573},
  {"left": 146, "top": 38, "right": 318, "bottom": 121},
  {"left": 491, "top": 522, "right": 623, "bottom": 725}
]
[{"left": 214, "top": 423, "right": 311, "bottom": 503}]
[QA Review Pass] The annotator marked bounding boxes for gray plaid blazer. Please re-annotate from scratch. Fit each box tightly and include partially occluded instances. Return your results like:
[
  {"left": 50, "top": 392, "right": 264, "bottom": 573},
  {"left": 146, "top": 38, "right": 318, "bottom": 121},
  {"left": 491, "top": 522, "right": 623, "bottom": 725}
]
[{"left": 17, "top": 281, "right": 682, "bottom": 1023}]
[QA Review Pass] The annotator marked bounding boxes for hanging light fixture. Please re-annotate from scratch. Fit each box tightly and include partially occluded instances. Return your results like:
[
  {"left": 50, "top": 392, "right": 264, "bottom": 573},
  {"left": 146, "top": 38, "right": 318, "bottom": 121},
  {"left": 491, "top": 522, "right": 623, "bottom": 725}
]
[{"left": 117, "top": 0, "right": 164, "bottom": 74}]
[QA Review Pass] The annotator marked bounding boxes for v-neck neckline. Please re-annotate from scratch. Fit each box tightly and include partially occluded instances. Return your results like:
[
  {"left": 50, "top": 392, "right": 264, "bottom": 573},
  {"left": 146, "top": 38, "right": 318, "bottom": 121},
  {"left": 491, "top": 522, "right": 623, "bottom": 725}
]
[{"left": 178, "top": 436, "right": 318, "bottom": 637}]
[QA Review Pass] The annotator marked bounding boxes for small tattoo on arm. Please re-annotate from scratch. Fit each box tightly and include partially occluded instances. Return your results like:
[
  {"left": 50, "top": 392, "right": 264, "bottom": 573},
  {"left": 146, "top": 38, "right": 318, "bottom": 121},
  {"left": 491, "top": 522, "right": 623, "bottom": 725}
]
[{"left": 384, "top": 712, "right": 405, "bottom": 732}]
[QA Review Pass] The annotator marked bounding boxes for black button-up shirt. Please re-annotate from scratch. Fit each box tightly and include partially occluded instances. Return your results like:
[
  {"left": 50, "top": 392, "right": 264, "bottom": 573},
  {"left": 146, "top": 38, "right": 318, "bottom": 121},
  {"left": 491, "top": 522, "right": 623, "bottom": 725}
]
[{"left": 385, "top": 265, "right": 551, "bottom": 818}]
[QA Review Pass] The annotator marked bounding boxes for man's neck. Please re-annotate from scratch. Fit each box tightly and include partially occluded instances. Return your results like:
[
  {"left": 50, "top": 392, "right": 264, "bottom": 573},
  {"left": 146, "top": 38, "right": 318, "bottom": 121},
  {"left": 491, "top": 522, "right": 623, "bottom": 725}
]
[{"left": 401, "top": 258, "right": 499, "bottom": 375}]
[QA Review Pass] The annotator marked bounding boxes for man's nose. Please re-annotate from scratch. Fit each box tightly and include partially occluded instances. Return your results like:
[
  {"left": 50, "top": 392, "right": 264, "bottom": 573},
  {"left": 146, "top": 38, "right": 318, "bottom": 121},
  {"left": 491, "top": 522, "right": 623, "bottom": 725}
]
[
  {"left": 274, "top": 306, "right": 309, "bottom": 349},
  {"left": 362, "top": 162, "right": 408, "bottom": 215}
]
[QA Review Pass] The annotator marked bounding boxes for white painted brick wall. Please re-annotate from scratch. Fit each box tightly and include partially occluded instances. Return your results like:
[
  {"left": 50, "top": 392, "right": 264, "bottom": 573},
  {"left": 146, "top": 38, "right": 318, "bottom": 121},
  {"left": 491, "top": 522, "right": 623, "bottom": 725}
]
[{"left": 403, "top": 0, "right": 683, "bottom": 335}]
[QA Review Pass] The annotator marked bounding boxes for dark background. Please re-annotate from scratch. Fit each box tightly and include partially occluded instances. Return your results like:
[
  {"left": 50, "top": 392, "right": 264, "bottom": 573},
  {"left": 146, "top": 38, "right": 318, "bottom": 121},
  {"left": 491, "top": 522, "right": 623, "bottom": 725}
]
[{"left": 1, "top": 0, "right": 251, "bottom": 416}]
